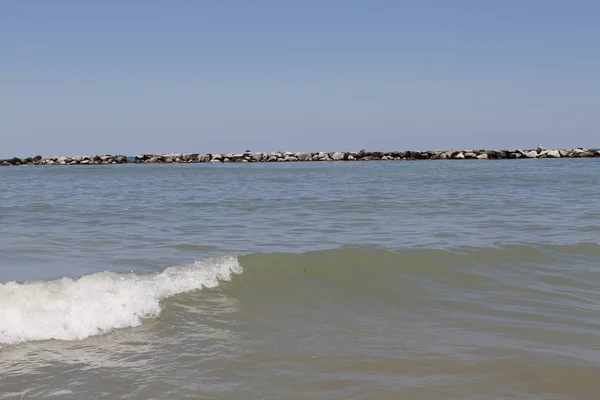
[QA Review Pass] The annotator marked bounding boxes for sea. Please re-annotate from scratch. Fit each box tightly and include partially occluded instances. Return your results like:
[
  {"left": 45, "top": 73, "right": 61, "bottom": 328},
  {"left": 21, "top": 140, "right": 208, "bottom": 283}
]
[{"left": 1, "top": 159, "right": 599, "bottom": 399}]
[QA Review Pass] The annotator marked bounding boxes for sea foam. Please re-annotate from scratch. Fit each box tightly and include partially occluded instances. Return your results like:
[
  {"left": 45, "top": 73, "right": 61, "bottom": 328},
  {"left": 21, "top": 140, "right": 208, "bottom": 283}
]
[{"left": 0, "top": 256, "right": 242, "bottom": 345}]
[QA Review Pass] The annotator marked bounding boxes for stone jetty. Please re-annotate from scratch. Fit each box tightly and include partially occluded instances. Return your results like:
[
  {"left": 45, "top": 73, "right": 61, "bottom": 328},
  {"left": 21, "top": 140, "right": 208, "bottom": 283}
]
[
  {"left": 0, "top": 155, "right": 128, "bottom": 166},
  {"left": 1, "top": 147, "right": 599, "bottom": 166}
]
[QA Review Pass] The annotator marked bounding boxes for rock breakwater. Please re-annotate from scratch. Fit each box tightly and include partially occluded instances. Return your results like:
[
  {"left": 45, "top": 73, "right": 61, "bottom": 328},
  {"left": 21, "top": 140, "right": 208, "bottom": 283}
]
[
  {"left": 0, "top": 155, "right": 128, "bottom": 166},
  {"left": 1, "top": 147, "right": 599, "bottom": 166}
]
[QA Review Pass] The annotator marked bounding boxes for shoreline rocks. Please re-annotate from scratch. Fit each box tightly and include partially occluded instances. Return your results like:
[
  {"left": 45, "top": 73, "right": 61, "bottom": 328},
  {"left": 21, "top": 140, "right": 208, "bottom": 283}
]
[
  {"left": 1, "top": 148, "right": 599, "bottom": 167},
  {"left": 0, "top": 155, "right": 128, "bottom": 166}
]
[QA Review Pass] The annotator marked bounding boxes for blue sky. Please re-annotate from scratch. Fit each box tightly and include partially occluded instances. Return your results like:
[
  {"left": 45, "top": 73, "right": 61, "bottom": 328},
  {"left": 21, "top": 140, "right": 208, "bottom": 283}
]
[{"left": 1, "top": 1, "right": 598, "bottom": 157}]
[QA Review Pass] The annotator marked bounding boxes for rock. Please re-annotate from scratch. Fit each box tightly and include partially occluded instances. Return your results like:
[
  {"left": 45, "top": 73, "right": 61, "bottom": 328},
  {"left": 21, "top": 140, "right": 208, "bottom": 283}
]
[
  {"left": 546, "top": 150, "right": 561, "bottom": 158},
  {"left": 476, "top": 153, "right": 488, "bottom": 159},
  {"left": 251, "top": 153, "right": 264, "bottom": 161},
  {"left": 578, "top": 150, "right": 595, "bottom": 157},
  {"left": 559, "top": 150, "right": 571, "bottom": 157},
  {"left": 331, "top": 152, "right": 345, "bottom": 161},
  {"left": 524, "top": 150, "right": 538, "bottom": 158},
  {"left": 347, "top": 155, "right": 355, "bottom": 160},
  {"left": 454, "top": 152, "right": 465, "bottom": 159}
]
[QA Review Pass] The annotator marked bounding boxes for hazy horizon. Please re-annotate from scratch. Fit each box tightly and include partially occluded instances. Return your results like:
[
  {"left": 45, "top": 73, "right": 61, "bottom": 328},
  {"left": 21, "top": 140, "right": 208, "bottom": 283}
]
[{"left": 1, "top": 1, "right": 599, "bottom": 158}]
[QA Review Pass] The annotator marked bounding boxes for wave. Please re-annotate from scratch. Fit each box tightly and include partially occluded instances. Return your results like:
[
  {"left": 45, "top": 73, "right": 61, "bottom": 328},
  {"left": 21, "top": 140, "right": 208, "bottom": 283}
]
[
  {"left": 0, "top": 256, "right": 242, "bottom": 346},
  {"left": 238, "top": 242, "right": 600, "bottom": 277},
  {"left": 2, "top": 242, "right": 598, "bottom": 346}
]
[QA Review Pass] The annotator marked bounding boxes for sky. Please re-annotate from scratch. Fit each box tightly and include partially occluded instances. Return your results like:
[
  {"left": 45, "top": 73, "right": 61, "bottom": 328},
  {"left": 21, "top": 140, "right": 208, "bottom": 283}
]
[{"left": 1, "top": 0, "right": 599, "bottom": 158}]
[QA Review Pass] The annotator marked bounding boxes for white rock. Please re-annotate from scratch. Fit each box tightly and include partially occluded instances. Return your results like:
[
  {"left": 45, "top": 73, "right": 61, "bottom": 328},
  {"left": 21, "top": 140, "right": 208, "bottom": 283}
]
[
  {"left": 331, "top": 152, "right": 345, "bottom": 160},
  {"left": 546, "top": 150, "right": 561, "bottom": 158},
  {"left": 524, "top": 150, "right": 538, "bottom": 158},
  {"left": 476, "top": 153, "right": 488, "bottom": 159}
]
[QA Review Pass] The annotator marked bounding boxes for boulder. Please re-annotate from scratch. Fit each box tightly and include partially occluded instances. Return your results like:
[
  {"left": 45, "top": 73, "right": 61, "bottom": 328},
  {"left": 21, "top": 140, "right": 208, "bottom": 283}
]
[
  {"left": 558, "top": 150, "right": 570, "bottom": 157},
  {"left": 331, "top": 152, "right": 345, "bottom": 161}
]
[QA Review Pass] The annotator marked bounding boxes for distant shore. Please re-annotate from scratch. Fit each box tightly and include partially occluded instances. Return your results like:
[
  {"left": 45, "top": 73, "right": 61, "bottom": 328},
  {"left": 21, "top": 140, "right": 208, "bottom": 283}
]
[{"left": 1, "top": 147, "right": 599, "bottom": 166}]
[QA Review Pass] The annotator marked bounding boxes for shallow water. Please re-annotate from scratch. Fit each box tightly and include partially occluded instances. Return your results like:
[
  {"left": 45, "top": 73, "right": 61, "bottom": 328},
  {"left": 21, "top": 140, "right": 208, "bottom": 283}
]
[{"left": 1, "top": 159, "right": 599, "bottom": 399}]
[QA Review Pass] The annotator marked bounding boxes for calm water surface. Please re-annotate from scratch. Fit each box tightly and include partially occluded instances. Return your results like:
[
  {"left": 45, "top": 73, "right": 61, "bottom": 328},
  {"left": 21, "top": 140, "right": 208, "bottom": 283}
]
[{"left": 1, "top": 159, "right": 599, "bottom": 399}]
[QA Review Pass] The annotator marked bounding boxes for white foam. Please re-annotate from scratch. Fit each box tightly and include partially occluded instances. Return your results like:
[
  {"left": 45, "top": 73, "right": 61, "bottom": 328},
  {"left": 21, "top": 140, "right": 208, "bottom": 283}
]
[{"left": 0, "top": 256, "right": 242, "bottom": 345}]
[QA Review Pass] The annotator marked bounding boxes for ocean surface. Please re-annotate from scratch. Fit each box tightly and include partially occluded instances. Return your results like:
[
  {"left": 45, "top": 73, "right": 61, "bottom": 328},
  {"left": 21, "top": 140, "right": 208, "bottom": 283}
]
[{"left": 1, "top": 159, "right": 600, "bottom": 399}]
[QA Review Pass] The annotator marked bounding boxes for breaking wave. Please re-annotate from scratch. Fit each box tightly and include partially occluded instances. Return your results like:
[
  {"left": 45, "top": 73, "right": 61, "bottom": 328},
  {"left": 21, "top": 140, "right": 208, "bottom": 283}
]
[{"left": 0, "top": 256, "right": 242, "bottom": 345}]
